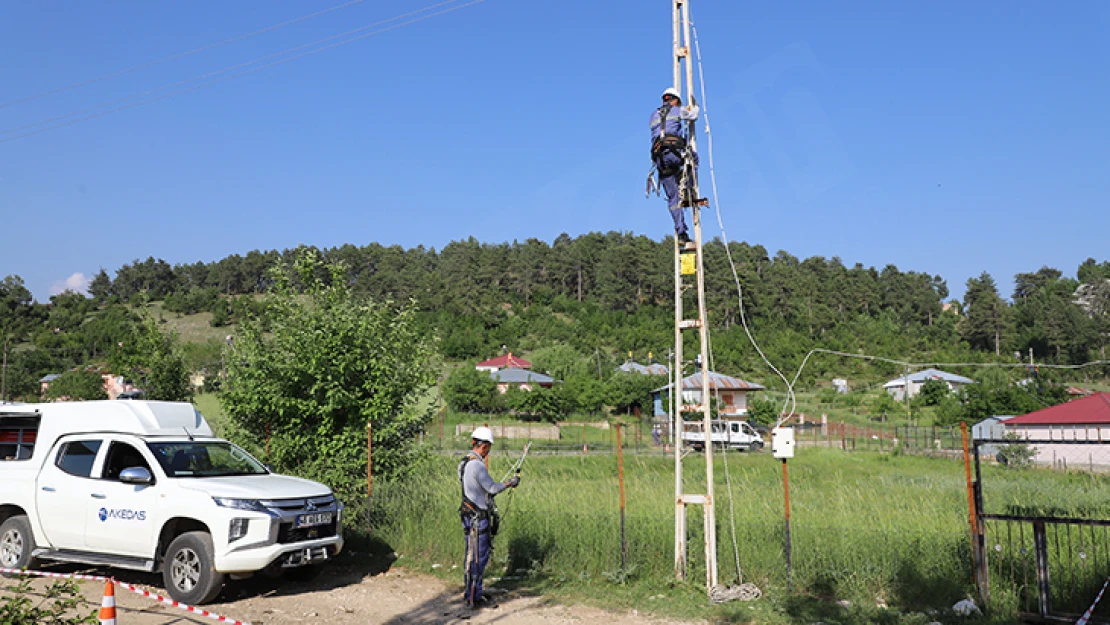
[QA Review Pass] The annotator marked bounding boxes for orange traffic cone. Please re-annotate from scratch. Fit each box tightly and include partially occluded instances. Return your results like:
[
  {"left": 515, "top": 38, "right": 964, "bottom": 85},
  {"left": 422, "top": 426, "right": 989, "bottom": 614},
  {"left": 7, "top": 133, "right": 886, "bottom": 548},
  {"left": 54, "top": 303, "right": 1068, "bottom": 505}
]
[
  {"left": 665, "top": 443, "right": 670, "bottom": 453},
  {"left": 582, "top": 442, "right": 588, "bottom": 454},
  {"left": 98, "top": 580, "right": 117, "bottom": 625}
]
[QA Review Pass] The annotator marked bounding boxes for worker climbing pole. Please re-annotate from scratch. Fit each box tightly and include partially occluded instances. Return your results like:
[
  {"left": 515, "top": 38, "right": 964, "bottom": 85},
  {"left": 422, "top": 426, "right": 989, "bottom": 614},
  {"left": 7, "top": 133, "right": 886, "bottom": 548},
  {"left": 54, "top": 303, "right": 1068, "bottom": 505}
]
[{"left": 647, "top": 0, "right": 718, "bottom": 593}]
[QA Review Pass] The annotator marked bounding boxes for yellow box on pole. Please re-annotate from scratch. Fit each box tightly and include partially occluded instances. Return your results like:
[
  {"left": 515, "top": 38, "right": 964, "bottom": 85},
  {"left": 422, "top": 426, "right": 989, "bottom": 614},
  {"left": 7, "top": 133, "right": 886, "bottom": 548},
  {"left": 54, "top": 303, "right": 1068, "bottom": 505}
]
[{"left": 680, "top": 251, "right": 696, "bottom": 275}]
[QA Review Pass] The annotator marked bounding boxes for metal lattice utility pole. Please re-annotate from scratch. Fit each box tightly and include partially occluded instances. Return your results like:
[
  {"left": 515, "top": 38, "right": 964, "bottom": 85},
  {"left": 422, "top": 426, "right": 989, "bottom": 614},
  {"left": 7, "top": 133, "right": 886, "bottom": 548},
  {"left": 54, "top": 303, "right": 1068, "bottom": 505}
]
[{"left": 671, "top": 0, "right": 718, "bottom": 591}]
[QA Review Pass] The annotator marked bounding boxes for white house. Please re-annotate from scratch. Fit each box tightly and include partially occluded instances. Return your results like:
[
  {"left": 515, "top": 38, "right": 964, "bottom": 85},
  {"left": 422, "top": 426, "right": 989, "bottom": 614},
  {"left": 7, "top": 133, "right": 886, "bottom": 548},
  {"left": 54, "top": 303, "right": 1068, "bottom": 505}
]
[{"left": 883, "top": 368, "right": 975, "bottom": 401}]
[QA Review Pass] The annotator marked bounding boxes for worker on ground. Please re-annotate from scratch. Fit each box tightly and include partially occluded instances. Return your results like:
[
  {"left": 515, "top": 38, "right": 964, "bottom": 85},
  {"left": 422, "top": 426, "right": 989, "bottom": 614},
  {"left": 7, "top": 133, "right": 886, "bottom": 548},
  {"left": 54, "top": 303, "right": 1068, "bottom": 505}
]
[
  {"left": 650, "top": 87, "right": 700, "bottom": 245},
  {"left": 459, "top": 426, "right": 520, "bottom": 609}
]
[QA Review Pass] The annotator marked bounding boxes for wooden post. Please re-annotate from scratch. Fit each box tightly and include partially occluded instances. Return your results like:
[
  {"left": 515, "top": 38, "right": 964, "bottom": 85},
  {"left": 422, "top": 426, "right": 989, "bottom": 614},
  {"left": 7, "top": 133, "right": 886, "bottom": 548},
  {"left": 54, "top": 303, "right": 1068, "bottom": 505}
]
[
  {"left": 372, "top": 419, "right": 377, "bottom": 528},
  {"left": 616, "top": 424, "right": 627, "bottom": 570}
]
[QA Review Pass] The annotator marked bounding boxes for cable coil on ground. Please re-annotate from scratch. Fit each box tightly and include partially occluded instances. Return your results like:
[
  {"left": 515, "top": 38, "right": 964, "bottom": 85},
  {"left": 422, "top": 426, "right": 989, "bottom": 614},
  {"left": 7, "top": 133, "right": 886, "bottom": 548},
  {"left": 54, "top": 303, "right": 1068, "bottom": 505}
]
[{"left": 710, "top": 582, "right": 762, "bottom": 603}]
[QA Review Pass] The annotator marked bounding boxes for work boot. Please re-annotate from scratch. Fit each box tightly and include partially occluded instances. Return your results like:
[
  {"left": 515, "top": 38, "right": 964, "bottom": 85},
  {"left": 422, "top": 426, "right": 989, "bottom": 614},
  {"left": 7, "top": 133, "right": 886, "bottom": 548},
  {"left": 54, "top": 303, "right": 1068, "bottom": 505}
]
[
  {"left": 473, "top": 593, "right": 499, "bottom": 609},
  {"left": 677, "top": 231, "right": 692, "bottom": 246}
]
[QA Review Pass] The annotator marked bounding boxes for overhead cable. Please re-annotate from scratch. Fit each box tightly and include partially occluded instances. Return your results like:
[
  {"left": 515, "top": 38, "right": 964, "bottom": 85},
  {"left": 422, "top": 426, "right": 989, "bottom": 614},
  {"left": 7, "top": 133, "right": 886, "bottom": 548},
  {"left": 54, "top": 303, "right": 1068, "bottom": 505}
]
[
  {"left": 688, "top": 22, "right": 799, "bottom": 424},
  {"left": 0, "top": 0, "right": 367, "bottom": 110},
  {"left": 0, "top": 0, "right": 484, "bottom": 143}
]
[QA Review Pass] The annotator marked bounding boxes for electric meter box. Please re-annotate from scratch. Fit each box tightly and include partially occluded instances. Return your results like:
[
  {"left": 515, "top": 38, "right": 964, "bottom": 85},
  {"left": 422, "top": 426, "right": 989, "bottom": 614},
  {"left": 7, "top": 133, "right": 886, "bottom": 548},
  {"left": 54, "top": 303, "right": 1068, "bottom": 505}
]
[{"left": 772, "top": 427, "right": 795, "bottom": 459}]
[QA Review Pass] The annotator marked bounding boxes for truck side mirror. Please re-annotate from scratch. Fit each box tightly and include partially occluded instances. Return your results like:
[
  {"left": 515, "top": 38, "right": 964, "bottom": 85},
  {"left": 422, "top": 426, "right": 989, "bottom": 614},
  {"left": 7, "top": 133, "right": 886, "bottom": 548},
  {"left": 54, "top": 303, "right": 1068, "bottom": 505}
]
[{"left": 119, "top": 467, "right": 153, "bottom": 485}]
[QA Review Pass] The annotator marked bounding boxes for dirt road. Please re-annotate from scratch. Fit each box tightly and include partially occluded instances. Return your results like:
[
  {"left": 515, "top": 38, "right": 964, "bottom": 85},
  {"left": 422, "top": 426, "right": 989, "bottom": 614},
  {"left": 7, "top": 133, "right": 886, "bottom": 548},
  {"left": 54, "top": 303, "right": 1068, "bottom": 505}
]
[{"left": 4, "top": 563, "right": 696, "bottom": 625}]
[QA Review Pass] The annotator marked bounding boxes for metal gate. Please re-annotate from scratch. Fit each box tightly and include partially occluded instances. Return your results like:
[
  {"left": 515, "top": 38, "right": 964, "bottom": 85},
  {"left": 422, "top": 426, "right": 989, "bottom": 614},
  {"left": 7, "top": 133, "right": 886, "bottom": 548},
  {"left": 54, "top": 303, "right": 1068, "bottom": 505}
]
[{"left": 974, "top": 437, "right": 1110, "bottom": 623}]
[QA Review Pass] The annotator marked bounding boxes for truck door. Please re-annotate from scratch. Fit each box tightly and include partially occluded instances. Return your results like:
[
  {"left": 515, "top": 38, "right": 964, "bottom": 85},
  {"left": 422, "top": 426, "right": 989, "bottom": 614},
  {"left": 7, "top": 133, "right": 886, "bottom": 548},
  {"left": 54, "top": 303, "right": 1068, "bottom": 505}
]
[
  {"left": 35, "top": 438, "right": 104, "bottom": 549},
  {"left": 84, "top": 440, "right": 159, "bottom": 557},
  {"left": 730, "top": 422, "right": 742, "bottom": 445}
]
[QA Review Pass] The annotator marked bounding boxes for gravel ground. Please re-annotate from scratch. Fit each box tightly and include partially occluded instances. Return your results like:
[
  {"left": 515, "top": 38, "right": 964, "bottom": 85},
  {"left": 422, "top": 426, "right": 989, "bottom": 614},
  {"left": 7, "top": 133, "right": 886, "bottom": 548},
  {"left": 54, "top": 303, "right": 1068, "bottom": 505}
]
[{"left": 2, "top": 563, "right": 698, "bottom": 625}]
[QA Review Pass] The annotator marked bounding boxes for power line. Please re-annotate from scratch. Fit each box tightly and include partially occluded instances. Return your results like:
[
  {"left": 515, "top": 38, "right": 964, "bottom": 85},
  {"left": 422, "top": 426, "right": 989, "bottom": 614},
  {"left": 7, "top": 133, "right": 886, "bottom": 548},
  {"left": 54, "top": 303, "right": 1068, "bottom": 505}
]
[
  {"left": 1, "top": 0, "right": 478, "bottom": 141},
  {"left": 687, "top": 21, "right": 798, "bottom": 424},
  {"left": 0, "top": 0, "right": 367, "bottom": 111}
]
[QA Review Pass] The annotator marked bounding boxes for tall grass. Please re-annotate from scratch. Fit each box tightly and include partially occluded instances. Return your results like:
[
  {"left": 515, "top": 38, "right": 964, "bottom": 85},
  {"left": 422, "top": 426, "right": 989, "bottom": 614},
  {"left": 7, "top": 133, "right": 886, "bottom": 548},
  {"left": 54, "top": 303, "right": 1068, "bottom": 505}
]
[{"left": 372, "top": 447, "right": 979, "bottom": 612}]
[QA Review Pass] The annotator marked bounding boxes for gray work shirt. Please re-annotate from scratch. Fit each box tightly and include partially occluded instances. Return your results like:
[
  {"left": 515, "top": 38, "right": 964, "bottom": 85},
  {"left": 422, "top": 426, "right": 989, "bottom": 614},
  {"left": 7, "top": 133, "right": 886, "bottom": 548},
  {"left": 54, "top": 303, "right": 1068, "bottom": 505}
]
[{"left": 459, "top": 451, "right": 507, "bottom": 511}]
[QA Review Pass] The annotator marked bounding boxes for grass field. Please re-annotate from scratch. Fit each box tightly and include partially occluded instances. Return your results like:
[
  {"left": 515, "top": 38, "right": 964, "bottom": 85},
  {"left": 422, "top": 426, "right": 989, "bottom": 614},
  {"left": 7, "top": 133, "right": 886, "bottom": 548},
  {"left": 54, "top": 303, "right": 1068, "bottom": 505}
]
[
  {"left": 189, "top": 387, "right": 1110, "bottom": 622},
  {"left": 149, "top": 302, "right": 230, "bottom": 344},
  {"left": 369, "top": 447, "right": 1002, "bottom": 623}
]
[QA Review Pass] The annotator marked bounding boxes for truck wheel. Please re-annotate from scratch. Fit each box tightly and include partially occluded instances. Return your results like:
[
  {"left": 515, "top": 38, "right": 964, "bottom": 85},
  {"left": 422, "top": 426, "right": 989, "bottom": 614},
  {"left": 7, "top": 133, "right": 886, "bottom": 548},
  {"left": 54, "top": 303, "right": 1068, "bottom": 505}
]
[
  {"left": 749, "top": 441, "right": 763, "bottom": 452},
  {"left": 0, "top": 515, "right": 36, "bottom": 570},
  {"left": 163, "top": 532, "right": 225, "bottom": 605}
]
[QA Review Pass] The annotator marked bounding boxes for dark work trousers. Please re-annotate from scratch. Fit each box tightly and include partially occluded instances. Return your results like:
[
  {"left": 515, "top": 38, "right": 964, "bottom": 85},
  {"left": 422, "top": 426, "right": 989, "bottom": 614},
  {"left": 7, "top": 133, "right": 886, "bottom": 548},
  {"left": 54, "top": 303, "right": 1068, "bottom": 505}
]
[
  {"left": 655, "top": 149, "right": 699, "bottom": 236},
  {"left": 461, "top": 515, "right": 492, "bottom": 605}
]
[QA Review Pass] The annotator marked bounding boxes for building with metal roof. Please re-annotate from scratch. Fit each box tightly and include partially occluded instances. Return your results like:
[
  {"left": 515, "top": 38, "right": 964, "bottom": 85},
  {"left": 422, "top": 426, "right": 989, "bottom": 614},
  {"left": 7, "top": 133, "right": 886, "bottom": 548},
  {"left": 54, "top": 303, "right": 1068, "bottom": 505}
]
[
  {"left": 489, "top": 368, "right": 557, "bottom": 393},
  {"left": 651, "top": 371, "right": 765, "bottom": 418},
  {"left": 617, "top": 360, "right": 669, "bottom": 376},
  {"left": 883, "top": 368, "right": 975, "bottom": 401}
]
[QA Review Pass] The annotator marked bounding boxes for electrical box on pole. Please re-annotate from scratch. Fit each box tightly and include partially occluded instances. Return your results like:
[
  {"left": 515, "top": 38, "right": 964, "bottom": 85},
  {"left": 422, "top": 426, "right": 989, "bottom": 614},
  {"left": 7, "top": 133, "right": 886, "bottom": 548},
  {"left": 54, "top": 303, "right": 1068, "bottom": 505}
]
[{"left": 670, "top": 0, "right": 718, "bottom": 592}]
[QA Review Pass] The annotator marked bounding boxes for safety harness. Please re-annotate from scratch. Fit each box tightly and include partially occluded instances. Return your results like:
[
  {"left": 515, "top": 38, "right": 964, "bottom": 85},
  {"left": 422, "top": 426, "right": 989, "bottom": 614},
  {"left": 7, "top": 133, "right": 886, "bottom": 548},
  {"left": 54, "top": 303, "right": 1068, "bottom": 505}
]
[
  {"left": 458, "top": 452, "right": 500, "bottom": 536},
  {"left": 651, "top": 104, "right": 687, "bottom": 177}
]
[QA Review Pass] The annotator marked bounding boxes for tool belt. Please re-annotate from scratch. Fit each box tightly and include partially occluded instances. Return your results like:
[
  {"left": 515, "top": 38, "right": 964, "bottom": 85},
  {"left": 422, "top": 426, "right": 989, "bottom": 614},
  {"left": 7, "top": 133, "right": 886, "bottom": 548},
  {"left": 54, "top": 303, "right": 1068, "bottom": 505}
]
[
  {"left": 652, "top": 135, "right": 686, "bottom": 176},
  {"left": 460, "top": 500, "right": 500, "bottom": 536}
]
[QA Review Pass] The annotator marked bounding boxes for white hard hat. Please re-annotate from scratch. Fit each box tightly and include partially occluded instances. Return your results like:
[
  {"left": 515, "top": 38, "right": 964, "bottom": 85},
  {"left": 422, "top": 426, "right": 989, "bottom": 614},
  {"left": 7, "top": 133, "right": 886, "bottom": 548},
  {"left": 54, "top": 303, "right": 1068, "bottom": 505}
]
[
  {"left": 662, "top": 87, "right": 681, "bottom": 100},
  {"left": 471, "top": 426, "right": 494, "bottom": 444}
]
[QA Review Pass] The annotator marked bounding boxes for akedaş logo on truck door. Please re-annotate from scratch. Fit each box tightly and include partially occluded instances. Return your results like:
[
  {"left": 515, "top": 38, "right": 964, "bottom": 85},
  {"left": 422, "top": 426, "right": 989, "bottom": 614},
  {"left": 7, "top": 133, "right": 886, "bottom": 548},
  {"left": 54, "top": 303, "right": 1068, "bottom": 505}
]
[{"left": 98, "top": 507, "right": 147, "bottom": 521}]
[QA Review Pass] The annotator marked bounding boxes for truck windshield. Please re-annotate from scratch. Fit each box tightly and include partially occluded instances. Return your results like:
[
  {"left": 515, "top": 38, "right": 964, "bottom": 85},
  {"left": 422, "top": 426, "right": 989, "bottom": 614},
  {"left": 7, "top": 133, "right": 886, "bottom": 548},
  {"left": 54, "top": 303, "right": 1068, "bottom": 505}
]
[{"left": 146, "top": 442, "right": 268, "bottom": 478}]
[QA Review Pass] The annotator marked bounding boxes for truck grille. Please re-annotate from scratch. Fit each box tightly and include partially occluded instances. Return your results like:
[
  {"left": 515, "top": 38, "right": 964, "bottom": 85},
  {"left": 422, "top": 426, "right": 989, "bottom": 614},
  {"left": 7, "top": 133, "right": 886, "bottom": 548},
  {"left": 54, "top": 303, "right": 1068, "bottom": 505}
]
[
  {"left": 260, "top": 495, "right": 336, "bottom": 513},
  {"left": 277, "top": 520, "right": 338, "bottom": 544}
]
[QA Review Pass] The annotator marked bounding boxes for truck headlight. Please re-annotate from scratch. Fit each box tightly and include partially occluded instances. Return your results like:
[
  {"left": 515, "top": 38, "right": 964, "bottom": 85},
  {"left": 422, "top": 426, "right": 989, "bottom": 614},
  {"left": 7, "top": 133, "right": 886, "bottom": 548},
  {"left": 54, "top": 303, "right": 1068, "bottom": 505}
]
[
  {"left": 229, "top": 518, "right": 249, "bottom": 542},
  {"left": 213, "top": 497, "right": 266, "bottom": 512}
]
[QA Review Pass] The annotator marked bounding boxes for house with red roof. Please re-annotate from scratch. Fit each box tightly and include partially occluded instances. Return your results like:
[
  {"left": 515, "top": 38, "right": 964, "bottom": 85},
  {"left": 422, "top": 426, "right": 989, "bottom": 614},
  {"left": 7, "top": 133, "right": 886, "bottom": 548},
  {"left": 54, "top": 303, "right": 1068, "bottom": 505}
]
[
  {"left": 1004, "top": 393, "right": 1110, "bottom": 468},
  {"left": 475, "top": 352, "right": 532, "bottom": 372}
]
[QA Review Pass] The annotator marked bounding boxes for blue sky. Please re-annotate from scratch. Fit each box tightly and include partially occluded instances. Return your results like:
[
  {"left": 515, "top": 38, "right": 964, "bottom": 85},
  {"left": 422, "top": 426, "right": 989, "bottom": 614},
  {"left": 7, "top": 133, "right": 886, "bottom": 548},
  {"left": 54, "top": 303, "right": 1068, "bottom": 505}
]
[{"left": 2, "top": 0, "right": 1107, "bottom": 302}]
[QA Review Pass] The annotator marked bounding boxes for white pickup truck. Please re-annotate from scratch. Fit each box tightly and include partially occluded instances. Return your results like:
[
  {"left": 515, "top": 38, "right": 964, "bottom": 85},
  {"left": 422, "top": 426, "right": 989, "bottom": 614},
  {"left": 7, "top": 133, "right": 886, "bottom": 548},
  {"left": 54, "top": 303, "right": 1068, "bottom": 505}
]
[
  {"left": 682, "top": 419, "right": 764, "bottom": 452},
  {"left": 0, "top": 400, "right": 343, "bottom": 605}
]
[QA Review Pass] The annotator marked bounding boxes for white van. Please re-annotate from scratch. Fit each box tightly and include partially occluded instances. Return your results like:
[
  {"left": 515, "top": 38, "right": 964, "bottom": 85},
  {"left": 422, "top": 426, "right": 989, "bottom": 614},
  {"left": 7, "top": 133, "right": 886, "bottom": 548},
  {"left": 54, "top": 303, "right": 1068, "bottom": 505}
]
[
  {"left": 681, "top": 419, "right": 764, "bottom": 452},
  {"left": 0, "top": 401, "right": 343, "bottom": 604}
]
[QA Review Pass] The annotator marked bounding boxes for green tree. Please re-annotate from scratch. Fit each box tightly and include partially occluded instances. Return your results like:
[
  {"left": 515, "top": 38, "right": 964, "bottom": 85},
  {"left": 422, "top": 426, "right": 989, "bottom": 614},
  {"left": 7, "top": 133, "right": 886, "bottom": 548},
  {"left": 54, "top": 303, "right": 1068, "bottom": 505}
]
[
  {"left": 443, "top": 366, "right": 501, "bottom": 413},
  {"left": 564, "top": 373, "right": 606, "bottom": 414},
  {"left": 44, "top": 370, "right": 108, "bottom": 401},
  {"left": 221, "top": 251, "right": 437, "bottom": 519},
  {"left": 961, "top": 272, "right": 1008, "bottom": 355},
  {"left": 605, "top": 371, "right": 662, "bottom": 418},
  {"left": 747, "top": 395, "right": 779, "bottom": 426},
  {"left": 919, "top": 378, "right": 950, "bottom": 406},
  {"left": 88, "top": 269, "right": 113, "bottom": 303},
  {"left": 530, "top": 343, "right": 589, "bottom": 381},
  {"left": 111, "top": 316, "right": 193, "bottom": 402}
]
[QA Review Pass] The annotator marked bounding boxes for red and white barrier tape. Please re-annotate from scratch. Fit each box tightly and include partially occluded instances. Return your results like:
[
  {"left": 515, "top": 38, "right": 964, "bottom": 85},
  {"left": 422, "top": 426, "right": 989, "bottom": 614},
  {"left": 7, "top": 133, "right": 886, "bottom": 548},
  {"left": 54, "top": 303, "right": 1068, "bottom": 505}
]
[
  {"left": 112, "top": 579, "right": 250, "bottom": 625},
  {"left": 0, "top": 567, "right": 251, "bottom": 625},
  {"left": 1077, "top": 575, "right": 1110, "bottom": 625},
  {"left": 0, "top": 566, "right": 107, "bottom": 581}
]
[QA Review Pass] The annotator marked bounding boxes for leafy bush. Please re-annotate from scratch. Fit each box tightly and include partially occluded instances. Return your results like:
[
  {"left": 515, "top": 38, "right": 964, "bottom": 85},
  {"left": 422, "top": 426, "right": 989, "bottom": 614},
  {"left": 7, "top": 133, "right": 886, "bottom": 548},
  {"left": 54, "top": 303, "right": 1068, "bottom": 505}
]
[
  {"left": 221, "top": 250, "right": 437, "bottom": 525},
  {"left": 996, "top": 433, "right": 1035, "bottom": 468},
  {"left": 919, "top": 378, "right": 950, "bottom": 406},
  {"left": 870, "top": 392, "right": 901, "bottom": 419},
  {"left": 443, "top": 366, "right": 502, "bottom": 413},
  {"left": 0, "top": 579, "right": 96, "bottom": 624},
  {"left": 747, "top": 395, "right": 779, "bottom": 426},
  {"left": 43, "top": 370, "right": 107, "bottom": 401}
]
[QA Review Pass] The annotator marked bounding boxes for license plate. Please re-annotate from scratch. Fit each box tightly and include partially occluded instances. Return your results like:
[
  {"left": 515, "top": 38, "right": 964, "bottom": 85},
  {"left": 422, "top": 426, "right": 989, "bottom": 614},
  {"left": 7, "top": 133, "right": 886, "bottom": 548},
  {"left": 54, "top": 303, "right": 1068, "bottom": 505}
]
[{"left": 295, "top": 512, "right": 332, "bottom": 528}]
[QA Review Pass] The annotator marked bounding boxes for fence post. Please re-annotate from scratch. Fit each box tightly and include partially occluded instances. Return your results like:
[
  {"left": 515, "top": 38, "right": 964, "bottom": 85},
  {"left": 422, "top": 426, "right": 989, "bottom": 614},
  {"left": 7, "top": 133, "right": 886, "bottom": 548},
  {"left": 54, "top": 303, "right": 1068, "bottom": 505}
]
[
  {"left": 616, "top": 424, "right": 627, "bottom": 570},
  {"left": 965, "top": 422, "right": 990, "bottom": 608},
  {"left": 1033, "top": 520, "right": 1051, "bottom": 618}
]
